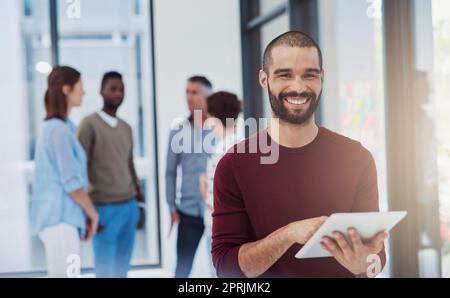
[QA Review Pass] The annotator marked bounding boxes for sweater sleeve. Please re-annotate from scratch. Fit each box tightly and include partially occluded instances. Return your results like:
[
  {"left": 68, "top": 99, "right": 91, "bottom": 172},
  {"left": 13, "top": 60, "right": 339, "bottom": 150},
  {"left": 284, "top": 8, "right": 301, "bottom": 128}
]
[
  {"left": 351, "top": 150, "right": 379, "bottom": 213},
  {"left": 212, "top": 152, "right": 254, "bottom": 278},
  {"left": 125, "top": 125, "right": 140, "bottom": 194}
]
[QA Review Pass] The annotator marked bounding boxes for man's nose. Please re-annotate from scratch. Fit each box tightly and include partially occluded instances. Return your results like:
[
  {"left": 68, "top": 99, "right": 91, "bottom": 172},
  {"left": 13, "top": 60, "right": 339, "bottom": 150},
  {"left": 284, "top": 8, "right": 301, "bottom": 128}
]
[{"left": 290, "top": 77, "right": 309, "bottom": 94}]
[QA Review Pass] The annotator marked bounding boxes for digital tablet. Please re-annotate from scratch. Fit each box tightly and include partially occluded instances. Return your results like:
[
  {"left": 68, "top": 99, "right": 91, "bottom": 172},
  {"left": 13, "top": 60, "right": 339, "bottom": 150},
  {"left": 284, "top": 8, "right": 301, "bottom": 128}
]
[{"left": 295, "top": 211, "right": 407, "bottom": 259}]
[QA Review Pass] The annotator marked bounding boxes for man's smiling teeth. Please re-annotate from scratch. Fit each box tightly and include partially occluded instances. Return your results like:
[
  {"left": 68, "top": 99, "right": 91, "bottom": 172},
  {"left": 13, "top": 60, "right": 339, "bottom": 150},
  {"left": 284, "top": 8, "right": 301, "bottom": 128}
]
[{"left": 286, "top": 97, "right": 307, "bottom": 105}]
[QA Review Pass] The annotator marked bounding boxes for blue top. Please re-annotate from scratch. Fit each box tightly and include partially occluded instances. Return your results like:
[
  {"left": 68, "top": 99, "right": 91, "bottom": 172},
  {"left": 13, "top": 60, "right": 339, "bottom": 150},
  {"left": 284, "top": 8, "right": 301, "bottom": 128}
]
[
  {"left": 165, "top": 118, "right": 212, "bottom": 218},
  {"left": 31, "top": 118, "right": 87, "bottom": 236}
]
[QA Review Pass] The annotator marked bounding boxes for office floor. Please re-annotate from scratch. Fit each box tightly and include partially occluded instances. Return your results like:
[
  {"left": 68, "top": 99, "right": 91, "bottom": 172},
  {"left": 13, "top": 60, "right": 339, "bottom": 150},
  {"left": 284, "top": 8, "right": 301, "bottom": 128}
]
[{"left": 79, "top": 268, "right": 173, "bottom": 278}]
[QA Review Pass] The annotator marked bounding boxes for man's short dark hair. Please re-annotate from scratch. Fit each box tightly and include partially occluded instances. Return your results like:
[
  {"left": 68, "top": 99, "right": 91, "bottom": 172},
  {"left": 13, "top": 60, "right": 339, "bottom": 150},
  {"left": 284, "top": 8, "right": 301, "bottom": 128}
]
[
  {"left": 101, "top": 71, "right": 123, "bottom": 90},
  {"left": 262, "top": 31, "right": 323, "bottom": 73},
  {"left": 188, "top": 76, "right": 213, "bottom": 90}
]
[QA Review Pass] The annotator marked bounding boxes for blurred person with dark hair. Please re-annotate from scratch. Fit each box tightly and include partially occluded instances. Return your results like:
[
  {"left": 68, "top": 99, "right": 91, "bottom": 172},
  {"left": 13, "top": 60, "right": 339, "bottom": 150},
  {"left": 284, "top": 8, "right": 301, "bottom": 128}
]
[
  {"left": 31, "top": 66, "right": 99, "bottom": 278},
  {"left": 199, "top": 91, "right": 243, "bottom": 277},
  {"left": 165, "top": 76, "right": 213, "bottom": 277},
  {"left": 77, "top": 71, "right": 144, "bottom": 278}
]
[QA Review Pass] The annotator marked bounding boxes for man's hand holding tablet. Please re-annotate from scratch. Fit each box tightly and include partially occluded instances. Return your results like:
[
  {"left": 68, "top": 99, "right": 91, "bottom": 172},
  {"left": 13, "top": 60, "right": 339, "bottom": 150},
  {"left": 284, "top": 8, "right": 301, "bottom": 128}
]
[
  {"left": 285, "top": 216, "right": 388, "bottom": 277},
  {"left": 320, "top": 228, "right": 388, "bottom": 277},
  {"left": 294, "top": 211, "right": 407, "bottom": 277}
]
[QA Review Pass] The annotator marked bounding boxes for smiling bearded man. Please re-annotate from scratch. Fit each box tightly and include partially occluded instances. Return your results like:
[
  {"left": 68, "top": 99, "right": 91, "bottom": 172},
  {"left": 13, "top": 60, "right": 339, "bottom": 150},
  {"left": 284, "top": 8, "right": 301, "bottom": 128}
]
[{"left": 211, "top": 31, "right": 388, "bottom": 278}]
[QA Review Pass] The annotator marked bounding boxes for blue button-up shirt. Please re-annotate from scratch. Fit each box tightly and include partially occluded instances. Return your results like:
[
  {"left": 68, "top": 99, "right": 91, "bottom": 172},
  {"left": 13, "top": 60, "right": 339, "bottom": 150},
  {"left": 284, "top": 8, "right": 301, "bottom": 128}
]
[
  {"left": 165, "top": 118, "right": 212, "bottom": 218},
  {"left": 31, "top": 119, "right": 87, "bottom": 236}
]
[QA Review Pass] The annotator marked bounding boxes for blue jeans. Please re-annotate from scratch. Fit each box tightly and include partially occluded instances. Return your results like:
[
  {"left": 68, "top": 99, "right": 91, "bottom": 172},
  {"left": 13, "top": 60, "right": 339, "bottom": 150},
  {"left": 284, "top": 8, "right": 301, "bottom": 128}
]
[{"left": 93, "top": 198, "right": 139, "bottom": 278}]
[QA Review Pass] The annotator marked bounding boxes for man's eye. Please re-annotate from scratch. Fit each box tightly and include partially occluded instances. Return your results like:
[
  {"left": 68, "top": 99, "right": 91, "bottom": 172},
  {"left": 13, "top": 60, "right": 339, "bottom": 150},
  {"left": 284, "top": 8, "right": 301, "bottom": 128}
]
[
  {"left": 279, "top": 74, "right": 291, "bottom": 79},
  {"left": 304, "top": 74, "right": 317, "bottom": 80}
]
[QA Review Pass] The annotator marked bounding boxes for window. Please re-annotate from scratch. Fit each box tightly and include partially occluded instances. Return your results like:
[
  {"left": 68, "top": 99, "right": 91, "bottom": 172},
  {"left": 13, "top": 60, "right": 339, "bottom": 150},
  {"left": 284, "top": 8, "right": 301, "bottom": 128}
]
[
  {"left": 55, "top": 0, "right": 159, "bottom": 269},
  {"left": 319, "top": 0, "right": 389, "bottom": 275},
  {"left": 0, "top": 0, "right": 52, "bottom": 274},
  {"left": 260, "top": 12, "right": 290, "bottom": 118},
  {"left": 432, "top": 0, "right": 450, "bottom": 278},
  {"left": 240, "top": 0, "right": 290, "bottom": 120}
]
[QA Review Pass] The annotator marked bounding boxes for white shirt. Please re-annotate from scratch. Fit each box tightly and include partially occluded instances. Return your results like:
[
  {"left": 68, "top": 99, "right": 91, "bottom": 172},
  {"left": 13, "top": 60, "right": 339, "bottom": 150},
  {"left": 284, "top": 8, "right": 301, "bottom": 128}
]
[
  {"left": 97, "top": 110, "right": 119, "bottom": 128},
  {"left": 204, "top": 132, "right": 243, "bottom": 236}
]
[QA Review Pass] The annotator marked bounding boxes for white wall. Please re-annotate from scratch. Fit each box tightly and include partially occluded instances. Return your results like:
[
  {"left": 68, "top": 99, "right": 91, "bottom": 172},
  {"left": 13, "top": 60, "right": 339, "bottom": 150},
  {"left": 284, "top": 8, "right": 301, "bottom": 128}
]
[
  {"left": 153, "top": 0, "right": 242, "bottom": 276},
  {"left": 0, "top": 0, "right": 31, "bottom": 272}
]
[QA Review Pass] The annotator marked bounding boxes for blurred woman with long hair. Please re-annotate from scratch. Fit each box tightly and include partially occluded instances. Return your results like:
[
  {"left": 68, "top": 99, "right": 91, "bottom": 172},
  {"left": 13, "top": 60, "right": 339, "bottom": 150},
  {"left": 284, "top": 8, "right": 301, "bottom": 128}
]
[{"left": 31, "top": 66, "right": 99, "bottom": 278}]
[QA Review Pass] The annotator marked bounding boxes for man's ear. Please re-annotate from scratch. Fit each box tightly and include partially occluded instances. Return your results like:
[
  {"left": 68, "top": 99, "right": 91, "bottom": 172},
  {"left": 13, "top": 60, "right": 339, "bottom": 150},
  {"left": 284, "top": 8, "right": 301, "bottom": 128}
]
[
  {"left": 320, "top": 69, "right": 325, "bottom": 85},
  {"left": 259, "top": 69, "right": 268, "bottom": 90}
]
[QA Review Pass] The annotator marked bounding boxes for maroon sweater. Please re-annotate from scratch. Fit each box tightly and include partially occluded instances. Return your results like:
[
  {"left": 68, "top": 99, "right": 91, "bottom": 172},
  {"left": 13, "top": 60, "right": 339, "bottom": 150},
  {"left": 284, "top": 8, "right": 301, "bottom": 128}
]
[{"left": 212, "top": 127, "right": 386, "bottom": 278}]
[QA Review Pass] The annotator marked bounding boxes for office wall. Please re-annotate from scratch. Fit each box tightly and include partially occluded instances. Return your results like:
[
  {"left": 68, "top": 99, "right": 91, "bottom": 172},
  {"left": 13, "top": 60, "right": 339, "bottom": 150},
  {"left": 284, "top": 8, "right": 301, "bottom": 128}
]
[
  {"left": 0, "top": 0, "right": 31, "bottom": 271},
  {"left": 153, "top": 0, "right": 243, "bottom": 276}
]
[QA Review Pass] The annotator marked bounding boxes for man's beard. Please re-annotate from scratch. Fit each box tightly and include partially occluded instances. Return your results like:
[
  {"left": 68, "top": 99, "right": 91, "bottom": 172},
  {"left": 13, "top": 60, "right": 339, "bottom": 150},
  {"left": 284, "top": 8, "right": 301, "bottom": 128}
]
[
  {"left": 104, "top": 98, "right": 123, "bottom": 111},
  {"left": 268, "top": 84, "right": 321, "bottom": 125}
]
